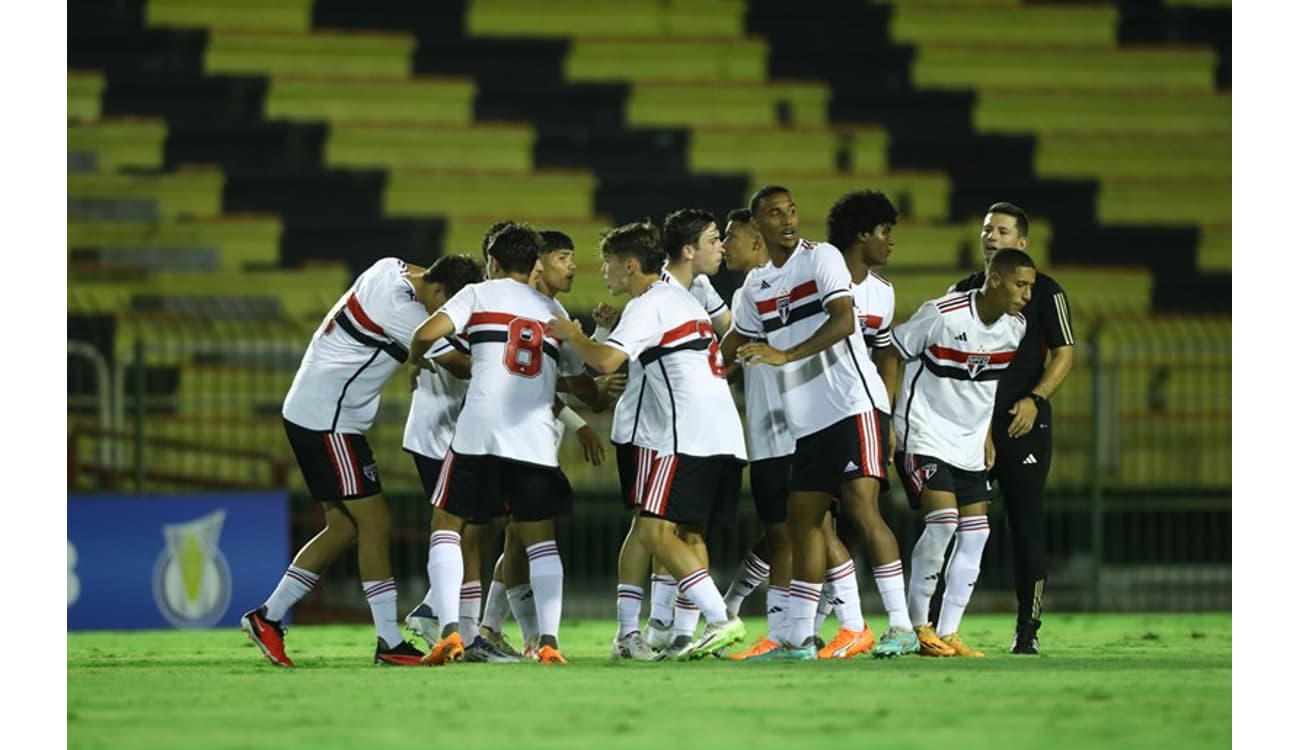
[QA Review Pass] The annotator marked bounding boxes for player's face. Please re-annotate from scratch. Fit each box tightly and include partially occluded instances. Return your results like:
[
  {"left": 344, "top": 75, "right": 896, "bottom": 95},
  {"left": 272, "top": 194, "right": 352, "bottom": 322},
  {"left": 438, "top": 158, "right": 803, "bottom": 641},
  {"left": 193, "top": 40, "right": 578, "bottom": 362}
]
[
  {"left": 538, "top": 248, "right": 577, "bottom": 294},
  {"left": 755, "top": 192, "right": 799, "bottom": 252},
  {"left": 723, "top": 221, "right": 759, "bottom": 273},
  {"left": 981, "top": 212, "right": 1027, "bottom": 262},
  {"left": 863, "top": 222, "right": 893, "bottom": 267},
  {"left": 993, "top": 266, "right": 1036, "bottom": 315},
  {"left": 602, "top": 253, "right": 631, "bottom": 295},
  {"left": 690, "top": 222, "right": 724, "bottom": 276}
]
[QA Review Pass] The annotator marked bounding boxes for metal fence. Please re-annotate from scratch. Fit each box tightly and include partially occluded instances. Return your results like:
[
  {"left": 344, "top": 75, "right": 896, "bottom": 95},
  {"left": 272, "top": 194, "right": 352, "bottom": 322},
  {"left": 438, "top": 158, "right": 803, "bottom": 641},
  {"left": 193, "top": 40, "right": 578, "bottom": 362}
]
[{"left": 67, "top": 310, "right": 1231, "bottom": 616}]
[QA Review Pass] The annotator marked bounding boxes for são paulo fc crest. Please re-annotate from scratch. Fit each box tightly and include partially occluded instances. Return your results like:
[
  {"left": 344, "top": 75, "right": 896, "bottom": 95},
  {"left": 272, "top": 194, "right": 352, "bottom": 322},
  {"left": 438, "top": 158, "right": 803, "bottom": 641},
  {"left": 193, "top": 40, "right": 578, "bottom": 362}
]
[
  {"left": 152, "top": 510, "right": 232, "bottom": 629},
  {"left": 965, "top": 354, "right": 990, "bottom": 378},
  {"left": 776, "top": 294, "right": 792, "bottom": 323}
]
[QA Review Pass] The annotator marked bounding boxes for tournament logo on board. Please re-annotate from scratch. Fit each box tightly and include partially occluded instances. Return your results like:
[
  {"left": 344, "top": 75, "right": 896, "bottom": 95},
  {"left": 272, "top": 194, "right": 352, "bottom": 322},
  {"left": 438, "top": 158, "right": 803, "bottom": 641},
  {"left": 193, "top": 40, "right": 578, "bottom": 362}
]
[{"left": 152, "top": 509, "right": 232, "bottom": 629}]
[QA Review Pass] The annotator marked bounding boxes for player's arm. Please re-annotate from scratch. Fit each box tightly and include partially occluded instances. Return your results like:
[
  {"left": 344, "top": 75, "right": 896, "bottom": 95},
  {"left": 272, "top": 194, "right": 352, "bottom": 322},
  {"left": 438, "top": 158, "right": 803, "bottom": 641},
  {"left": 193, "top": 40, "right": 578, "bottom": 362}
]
[
  {"left": 737, "top": 296, "right": 856, "bottom": 366},
  {"left": 1008, "top": 281, "right": 1076, "bottom": 438},
  {"left": 710, "top": 307, "right": 733, "bottom": 337},
  {"left": 546, "top": 317, "right": 628, "bottom": 374},
  {"left": 873, "top": 341, "right": 899, "bottom": 406},
  {"left": 408, "top": 312, "right": 456, "bottom": 365}
]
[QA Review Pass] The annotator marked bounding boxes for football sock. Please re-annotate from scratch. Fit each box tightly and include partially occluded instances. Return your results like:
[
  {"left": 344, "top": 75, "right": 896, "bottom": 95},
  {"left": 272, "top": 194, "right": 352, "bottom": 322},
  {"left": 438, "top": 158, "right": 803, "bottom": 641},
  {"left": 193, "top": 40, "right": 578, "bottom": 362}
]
[
  {"left": 480, "top": 579, "right": 511, "bottom": 634},
  {"left": 362, "top": 578, "right": 402, "bottom": 648},
  {"left": 872, "top": 559, "right": 911, "bottom": 629},
  {"left": 649, "top": 574, "right": 677, "bottom": 626},
  {"left": 826, "top": 560, "right": 865, "bottom": 631},
  {"left": 458, "top": 580, "right": 482, "bottom": 637},
  {"left": 814, "top": 586, "right": 833, "bottom": 634},
  {"left": 908, "top": 509, "right": 958, "bottom": 627},
  {"left": 672, "top": 595, "right": 701, "bottom": 639},
  {"left": 724, "top": 552, "right": 770, "bottom": 618},
  {"left": 937, "top": 516, "right": 991, "bottom": 637},
  {"left": 677, "top": 568, "right": 728, "bottom": 624},
  {"left": 427, "top": 530, "right": 463, "bottom": 636},
  {"left": 787, "top": 580, "right": 823, "bottom": 647},
  {"left": 616, "top": 584, "right": 644, "bottom": 638},
  {"left": 506, "top": 584, "right": 539, "bottom": 645},
  {"left": 767, "top": 586, "right": 790, "bottom": 644},
  {"left": 263, "top": 565, "right": 318, "bottom": 622},
  {"left": 526, "top": 541, "right": 564, "bottom": 641}
]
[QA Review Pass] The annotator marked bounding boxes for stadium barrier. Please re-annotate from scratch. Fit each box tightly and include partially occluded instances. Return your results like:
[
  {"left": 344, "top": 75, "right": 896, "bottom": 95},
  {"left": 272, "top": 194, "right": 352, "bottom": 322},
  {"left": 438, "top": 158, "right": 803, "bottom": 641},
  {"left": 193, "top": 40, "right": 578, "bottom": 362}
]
[{"left": 67, "top": 312, "right": 1229, "bottom": 617}]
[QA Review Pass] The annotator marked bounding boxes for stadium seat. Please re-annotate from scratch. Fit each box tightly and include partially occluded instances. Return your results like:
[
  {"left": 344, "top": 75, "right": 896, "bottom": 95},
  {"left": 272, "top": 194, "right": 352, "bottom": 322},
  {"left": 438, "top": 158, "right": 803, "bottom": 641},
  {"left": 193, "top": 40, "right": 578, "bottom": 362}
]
[
  {"left": 68, "top": 70, "right": 105, "bottom": 121},
  {"left": 67, "top": 119, "right": 168, "bottom": 172},
  {"left": 325, "top": 122, "right": 536, "bottom": 172},
  {"left": 204, "top": 29, "right": 417, "bottom": 79},
  {"left": 627, "top": 81, "right": 831, "bottom": 128},
  {"left": 384, "top": 169, "right": 598, "bottom": 218},
  {"left": 467, "top": 0, "right": 749, "bottom": 38},
  {"left": 264, "top": 76, "right": 478, "bottom": 125},
  {"left": 565, "top": 38, "right": 768, "bottom": 83},
  {"left": 68, "top": 169, "right": 225, "bottom": 218},
  {"left": 144, "top": 0, "right": 316, "bottom": 33},
  {"left": 746, "top": 172, "right": 952, "bottom": 226},
  {"left": 688, "top": 125, "right": 889, "bottom": 175}
]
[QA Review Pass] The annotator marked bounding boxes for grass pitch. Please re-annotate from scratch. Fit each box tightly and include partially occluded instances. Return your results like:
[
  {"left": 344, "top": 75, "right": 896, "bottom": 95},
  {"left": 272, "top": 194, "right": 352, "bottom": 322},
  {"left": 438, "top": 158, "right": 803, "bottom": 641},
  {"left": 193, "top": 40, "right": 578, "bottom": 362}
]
[{"left": 68, "top": 613, "right": 1229, "bottom": 750}]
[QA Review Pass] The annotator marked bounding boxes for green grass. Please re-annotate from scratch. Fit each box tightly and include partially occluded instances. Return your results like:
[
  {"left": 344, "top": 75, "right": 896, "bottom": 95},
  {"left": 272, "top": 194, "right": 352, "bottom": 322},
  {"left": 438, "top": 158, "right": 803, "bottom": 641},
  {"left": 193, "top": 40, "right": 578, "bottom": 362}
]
[{"left": 68, "top": 613, "right": 1229, "bottom": 749}]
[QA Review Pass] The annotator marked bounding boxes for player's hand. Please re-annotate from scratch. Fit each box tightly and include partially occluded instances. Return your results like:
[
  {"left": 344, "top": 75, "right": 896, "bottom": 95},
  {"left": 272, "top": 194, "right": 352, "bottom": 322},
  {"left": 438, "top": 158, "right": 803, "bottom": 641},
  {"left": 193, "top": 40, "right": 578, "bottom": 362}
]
[
  {"left": 593, "top": 303, "right": 620, "bottom": 329},
  {"left": 576, "top": 425, "right": 605, "bottom": 466},
  {"left": 1007, "top": 397, "right": 1038, "bottom": 439},
  {"left": 736, "top": 342, "right": 789, "bottom": 367},
  {"left": 546, "top": 317, "right": 585, "bottom": 342},
  {"left": 595, "top": 373, "right": 627, "bottom": 409},
  {"left": 985, "top": 435, "right": 997, "bottom": 470}
]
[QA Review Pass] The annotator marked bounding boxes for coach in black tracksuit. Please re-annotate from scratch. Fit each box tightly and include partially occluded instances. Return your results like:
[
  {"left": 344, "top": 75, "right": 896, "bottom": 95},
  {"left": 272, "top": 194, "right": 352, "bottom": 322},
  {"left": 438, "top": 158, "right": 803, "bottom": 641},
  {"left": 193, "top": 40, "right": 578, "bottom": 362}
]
[{"left": 936, "top": 203, "right": 1076, "bottom": 654}]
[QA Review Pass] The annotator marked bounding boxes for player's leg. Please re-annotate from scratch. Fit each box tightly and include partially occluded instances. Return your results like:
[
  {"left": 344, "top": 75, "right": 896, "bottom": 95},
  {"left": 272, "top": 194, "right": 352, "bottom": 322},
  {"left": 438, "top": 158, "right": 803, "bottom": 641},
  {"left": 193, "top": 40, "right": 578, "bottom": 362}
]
[
  {"left": 935, "top": 496, "right": 992, "bottom": 657},
  {"left": 670, "top": 524, "right": 707, "bottom": 644},
  {"left": 814, "top": 511, "right": 875, "bottom": 659},
  {"left": 999, "top": 423, "right": 1052, "bottom": 654},
  {"left": 612, "top": 443, "right": 657, "bottom": 658},
  {"left": 405, "top": 452, "right": 444, "bottom": 646},
  {"left": 419, "top": 450, "right": 489, "bottom": 665},
  {"left": 340, "top": 491, "right": 427, "bottom": 664},
  {"left": 507, "top": 460, "right": 575, "bottom": 664},
  {"left": 896, "top": 453, "right": 960, "bottom": 657},
  {"left": 784, "top": 490, "right": 833, "bottom": 655}
]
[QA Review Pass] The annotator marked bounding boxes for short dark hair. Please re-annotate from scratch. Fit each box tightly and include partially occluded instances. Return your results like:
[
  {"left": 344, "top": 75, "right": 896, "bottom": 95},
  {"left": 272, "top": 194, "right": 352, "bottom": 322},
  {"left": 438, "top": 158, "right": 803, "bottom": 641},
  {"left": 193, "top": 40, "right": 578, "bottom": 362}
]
[
  {"left": 987, "top": 202, "right": 1030, "bottom": 238},
  {"left": 600, "top": 220, "right": 664, "bottom": 275},
  {"left": 422, "top": 253, "right": 484, "bottom": 298},
  {"left": 749, "top": 185, "right": 790, "bottom": 216},
  {"left": 989, "top": 247, "right": 1036, "bottom": 278},
  {"left": 539, "top": 229, "right": 575, "bottom": 254},
  {"left": 826, "top": 190, "right": 898, "bottom": 251},
  {"left": 481, "top": 220, "right": 515, "bottom": 262},
  {"left": 726, "top": 207, "right": 752, "bottom": 225},
  {"left": 487, "top": 222, "right": 544, "bottom": 274},
  {"left": 662, "top": 208, "right": 716, "bottom": 262}
]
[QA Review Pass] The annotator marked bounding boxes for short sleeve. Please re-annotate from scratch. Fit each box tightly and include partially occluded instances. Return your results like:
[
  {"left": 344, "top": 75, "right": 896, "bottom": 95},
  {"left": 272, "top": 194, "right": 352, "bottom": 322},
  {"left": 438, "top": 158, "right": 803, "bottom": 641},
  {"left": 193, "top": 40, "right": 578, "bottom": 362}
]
[
  {"left": 692, "top": 275, "right": 728, "bottom": 319},
  {"left": 891, "top": 300, "right": 944, "bottom": 360},
  {"left": 731, "top": 281, "right": 764, "bottom": 339},
  {"left": 811, "top": 243, "right": 853, "bottom": 306},
  {"left": 605, "top": 295, "right": 663, "bottom": 361},
  {"left": 436, "top": 283, "right": 478, "bottom": 334},
  {"left": 1039, "top": 276, "right": 1075, "bottom": 348}
]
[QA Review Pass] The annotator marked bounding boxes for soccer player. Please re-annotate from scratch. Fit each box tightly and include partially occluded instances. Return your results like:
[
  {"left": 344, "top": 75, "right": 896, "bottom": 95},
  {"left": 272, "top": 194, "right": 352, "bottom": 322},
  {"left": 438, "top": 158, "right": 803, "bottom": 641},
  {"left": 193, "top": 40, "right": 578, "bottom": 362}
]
[
  {"left": 725, "top": 185, "right": 895, "bottom": 660},
  {"left": 599, "top": 211, "right": 732, "bottom": 660},
  {"left": 549, "top": 220, "right": 748, "bottom": 661},
  {"left": 240, "top": 252, "right": 483, "bottom": 667},
  {"left": 946, "top": 203, "right": 1075, "bottom": 654},
  {"left": 888, "top": 247, "right": 1036, "bottom": 657},
  {"left": 408, "top": 222, "right": 588, "bottom": 666}
]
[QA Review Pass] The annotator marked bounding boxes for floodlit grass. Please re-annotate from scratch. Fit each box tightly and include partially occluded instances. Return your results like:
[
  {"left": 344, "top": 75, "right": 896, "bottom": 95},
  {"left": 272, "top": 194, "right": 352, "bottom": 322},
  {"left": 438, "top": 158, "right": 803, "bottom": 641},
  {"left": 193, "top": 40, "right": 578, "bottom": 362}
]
[{"left": 68, "top": 613, "right": 1229, "bottom": 750}]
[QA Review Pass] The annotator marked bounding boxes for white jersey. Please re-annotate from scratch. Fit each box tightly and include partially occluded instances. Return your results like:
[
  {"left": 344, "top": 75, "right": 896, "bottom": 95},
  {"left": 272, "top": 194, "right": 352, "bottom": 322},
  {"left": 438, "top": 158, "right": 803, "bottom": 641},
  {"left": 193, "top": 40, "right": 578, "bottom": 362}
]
[
  {"left": 730, "top": 284, "right": 795, "bottom": 460},
  {"left": 606, "top": 281, "right": 746, "bottom": 460},
  {"left": 733, "top": 239, "right": 880, "bottom": 440},
  {"left": 283, "top": 258, "right": 430, "bottom": 433},
  {"left": 850, "top": 270, "right": 896, "bottom": 415},
  {"left": 891, "top": 289, "right": 1027, "bottom": 471},
  {"left": 609, "top": 269, "right": 729, "bottom": 446},
  {"left": 438, "top": 277, "right": 584, "bottom": 466},
  {"left": 401, "top": 335, "right": 470, "bottom": 460}
]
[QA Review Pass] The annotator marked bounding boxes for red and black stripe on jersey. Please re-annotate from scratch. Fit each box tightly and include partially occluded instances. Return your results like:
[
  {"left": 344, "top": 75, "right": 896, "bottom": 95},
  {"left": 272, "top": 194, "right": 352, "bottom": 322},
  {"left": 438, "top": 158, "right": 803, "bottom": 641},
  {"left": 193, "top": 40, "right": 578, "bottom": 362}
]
[
  {"left": 331, "top": 292, "right": 409, "bottom": 363},
  {"left": 754, "top": 279, "right": 849, "bottom": 333},
  {"left": 922, "top": 344, "right": 1017, "bottom": 381},
  {"left": 627, "top": 319, "right": 717, "bottom": 367},
  {"left": 464, "top": 311, "right": 561, "bottom": 362}
]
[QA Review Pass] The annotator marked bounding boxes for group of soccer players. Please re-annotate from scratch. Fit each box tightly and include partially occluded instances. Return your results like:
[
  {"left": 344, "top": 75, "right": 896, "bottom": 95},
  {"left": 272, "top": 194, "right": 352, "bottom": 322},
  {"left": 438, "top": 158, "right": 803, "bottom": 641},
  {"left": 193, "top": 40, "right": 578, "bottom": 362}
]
[{"left": 240, "top": 184, "right": 1074, "bottom": 667}]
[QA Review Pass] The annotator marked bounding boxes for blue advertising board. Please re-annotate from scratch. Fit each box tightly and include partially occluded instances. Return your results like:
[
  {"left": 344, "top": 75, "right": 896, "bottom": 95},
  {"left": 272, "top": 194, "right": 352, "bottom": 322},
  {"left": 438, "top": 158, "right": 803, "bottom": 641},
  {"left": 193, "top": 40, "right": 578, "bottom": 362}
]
[{"left": 68, "top": 493, "right": 289, "bottom": 631}]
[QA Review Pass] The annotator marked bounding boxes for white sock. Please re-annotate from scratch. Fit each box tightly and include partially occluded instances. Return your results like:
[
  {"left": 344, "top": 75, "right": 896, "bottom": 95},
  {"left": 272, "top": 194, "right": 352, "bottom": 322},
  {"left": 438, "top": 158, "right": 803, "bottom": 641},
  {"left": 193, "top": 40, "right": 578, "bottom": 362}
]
[
  {"left": 362, "top": 578, "right": 402, "bottom": 649},
  {"left": 724, "top": 552, "right": 770, "bottom": 618},
  {"left": 907, "top": 509, "right": 958, "bottom": 627},
  {"left": 787, "top": 580, "right": 822, "bottom": 647},
  {"left": 263, "top": 565, "right": 318, "bottom": 622},
  {"left": 506, "top": 584, "right": 539, "bottom": 645},
  {"left": 616, "top": 585, "right": 644, "bottom": 638},
  {"left": 767, "top": 586, "right": 789, "bottom": 643},
  {"left": 458, "top": 580, "right": 482, "bottom": 637},
  {"left": 672, "top": 595, "right": 701, "bottom": 639},
  {"left": 872, "top": 560, "right": 911, "bottom": 629},
  {"left": 814, "top": 586, "right": 833, "bottom": 634},
  {"left": 826, "top": 560, "right": 864, "bottom": 632},
  {"left": 937, "top": 516, "right": 991, "bottom": 637},
  {"left": 649, "top": 574, "right": 677, "bottom": 625},
  {"left": 677, "top": 568, "right": 728, "bottom": 624},
  {"left": 481, "top": 579, "right": 510, "bottom": 634},
  {"left": 526, "top": 541, "right": 564, "bottom": 642},
  {"left": 427, "top": 530, "right": 463, "bottom": 635}
]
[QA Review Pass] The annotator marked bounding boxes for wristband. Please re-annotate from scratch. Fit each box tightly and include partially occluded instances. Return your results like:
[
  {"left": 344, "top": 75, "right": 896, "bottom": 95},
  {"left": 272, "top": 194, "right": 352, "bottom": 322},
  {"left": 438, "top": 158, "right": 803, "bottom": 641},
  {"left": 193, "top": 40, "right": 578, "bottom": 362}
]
[
  {"left": 557, "top": 405, "right": 587, "bottom": 432},
  {"left": 593, "top": 325, "right": 613, "bottom": 343},
  {"left": 1029, "top": 393, "right": 1047, "bottom": 409}
]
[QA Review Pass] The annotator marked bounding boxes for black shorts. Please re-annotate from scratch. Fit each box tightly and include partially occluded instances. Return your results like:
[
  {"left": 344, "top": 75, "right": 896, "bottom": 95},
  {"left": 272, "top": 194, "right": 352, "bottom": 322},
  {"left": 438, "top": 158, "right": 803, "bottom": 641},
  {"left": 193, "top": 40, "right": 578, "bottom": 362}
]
[
  {"left": 895, "top": 452, "right": 996, "bottom": 510},
  {"left": 408, "top": 451, "right": 444, "bottom": 499},
  {"left": 639, "top": 453, "right": 744, "bottom": 528},
  {"left": 431, "top": 450, "right": 573, "bottom": 523},
  {"left": 989, "top": 402, "right": 1053, "bottom": 491},
  {"left": 790, "top": 411, "right": 890, "bottom": 495},
  {"left": 284, "top": 418, "right": 382, "bottom": 501},
  {"left": 614, "top": 442, "right": 656, "bottom": 510},
  {"left": 749, "top": 455, "right": 792, "bottom": 524}
]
